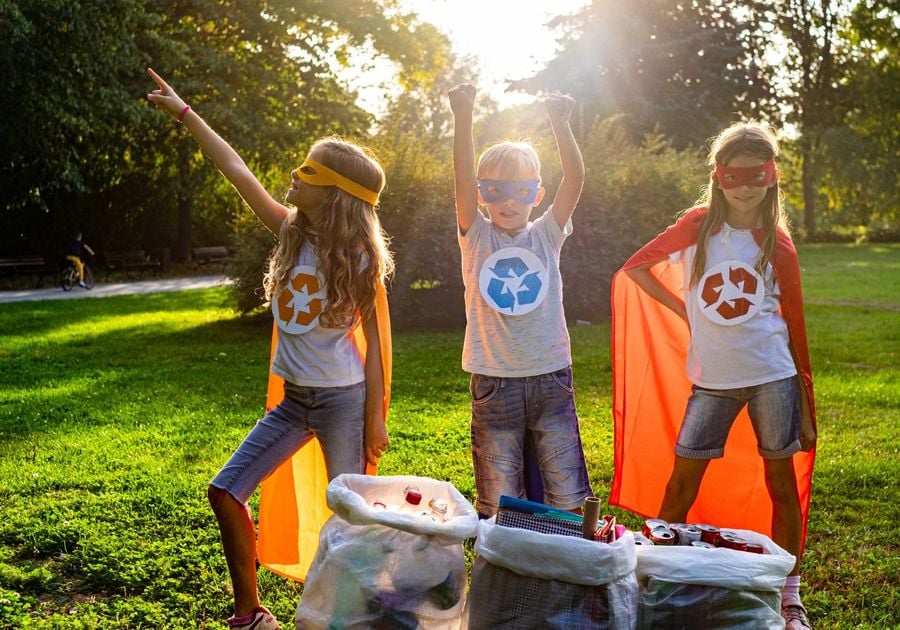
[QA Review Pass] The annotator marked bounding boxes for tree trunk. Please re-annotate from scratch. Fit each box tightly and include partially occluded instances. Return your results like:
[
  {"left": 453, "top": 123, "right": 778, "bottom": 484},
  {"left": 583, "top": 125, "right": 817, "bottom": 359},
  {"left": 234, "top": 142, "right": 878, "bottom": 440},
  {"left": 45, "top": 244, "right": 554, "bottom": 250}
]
[
  {"left": 801, "top": 143, "right": 817, "bottom": 240},
  {"left": 174, "top": 142, "right": 192, "bottom": 263}
]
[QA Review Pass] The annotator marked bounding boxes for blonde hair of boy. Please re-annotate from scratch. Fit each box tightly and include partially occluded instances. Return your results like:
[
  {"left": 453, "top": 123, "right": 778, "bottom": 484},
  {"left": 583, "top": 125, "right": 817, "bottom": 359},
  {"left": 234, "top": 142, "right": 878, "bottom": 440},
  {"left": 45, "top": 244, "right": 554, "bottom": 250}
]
[{"left": 477, "top": 141, "right": 541, "bottom": 181}]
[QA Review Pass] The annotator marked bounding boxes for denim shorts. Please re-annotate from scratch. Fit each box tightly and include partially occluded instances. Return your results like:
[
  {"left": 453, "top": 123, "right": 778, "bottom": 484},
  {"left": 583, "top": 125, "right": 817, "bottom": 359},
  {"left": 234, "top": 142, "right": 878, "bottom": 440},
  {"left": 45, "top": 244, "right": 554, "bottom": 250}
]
[
  {"left": 470, "top": 366, "right": 592, "bottom": 515},
  {"left": 210, "top": 380, "right": 366, "bottom": 504},
  {"left": 676, "top": 376, "right": 801, "bottom": 460}
]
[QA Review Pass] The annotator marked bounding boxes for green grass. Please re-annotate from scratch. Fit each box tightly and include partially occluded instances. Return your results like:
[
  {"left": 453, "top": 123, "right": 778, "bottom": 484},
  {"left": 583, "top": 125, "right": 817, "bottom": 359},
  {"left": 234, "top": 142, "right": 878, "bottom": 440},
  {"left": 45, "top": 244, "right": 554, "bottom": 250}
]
[{"left": 1, "top": 243, "right": 897, "bottom": 628}]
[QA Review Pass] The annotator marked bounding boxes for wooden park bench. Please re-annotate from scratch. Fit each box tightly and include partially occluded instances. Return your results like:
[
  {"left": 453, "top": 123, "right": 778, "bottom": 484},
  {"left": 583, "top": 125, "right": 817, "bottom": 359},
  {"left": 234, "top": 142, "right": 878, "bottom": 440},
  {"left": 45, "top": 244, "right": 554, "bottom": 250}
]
[
  {"left": 0, "top": 255, "right": 54, "bottom": 287},
  {"left": 104, "top": 250, "right": 161, "bottom": 279},
  {"left": 192, "top": 246, "right": 230, "bottom": 267}
]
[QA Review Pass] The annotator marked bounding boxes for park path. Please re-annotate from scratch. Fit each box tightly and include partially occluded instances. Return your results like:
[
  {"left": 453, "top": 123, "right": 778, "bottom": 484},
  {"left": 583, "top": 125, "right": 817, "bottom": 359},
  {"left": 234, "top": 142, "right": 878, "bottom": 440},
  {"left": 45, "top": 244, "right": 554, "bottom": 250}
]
[{"left": 0, "top": 275, "right": 231, "bottom": 304}]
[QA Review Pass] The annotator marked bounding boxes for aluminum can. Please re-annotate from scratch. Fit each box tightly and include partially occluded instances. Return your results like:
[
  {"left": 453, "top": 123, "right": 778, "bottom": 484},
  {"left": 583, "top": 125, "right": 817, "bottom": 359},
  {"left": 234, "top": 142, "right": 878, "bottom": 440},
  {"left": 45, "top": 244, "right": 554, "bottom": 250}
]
[
  {"left": 673, "top": 524, "right": 702, "bottom": 545},
  {"left": 691, "top": 541, "right": 716, "bottom": 549},
  {"left": 649, "top": 527, "right": 677, "bottom": 545},
  {"left": 717, "top": 533, "right": 749, "bottom": 551},
  {"left": 633, "top": 532, "right": 654, "bottom": 545},
  {"left": 642, "top": 518, "right": 669, "bottom": 537},
  {"left": 694, "top": 524, "right": 721, "bottom": 545}
]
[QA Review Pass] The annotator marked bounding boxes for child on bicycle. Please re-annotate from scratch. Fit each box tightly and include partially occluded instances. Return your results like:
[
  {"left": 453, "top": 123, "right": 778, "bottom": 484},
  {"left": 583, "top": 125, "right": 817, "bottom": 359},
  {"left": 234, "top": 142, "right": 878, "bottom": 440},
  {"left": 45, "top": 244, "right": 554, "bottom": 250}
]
[{"left": 64, "top": 231, "right": 95, "bottom": 288}]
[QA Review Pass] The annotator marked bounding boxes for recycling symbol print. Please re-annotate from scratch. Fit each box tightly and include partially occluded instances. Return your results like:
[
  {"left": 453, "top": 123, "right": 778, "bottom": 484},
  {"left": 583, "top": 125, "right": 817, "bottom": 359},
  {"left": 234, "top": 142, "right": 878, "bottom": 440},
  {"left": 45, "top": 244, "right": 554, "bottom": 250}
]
[
  {"left": 478, "top": 247, "right": 548, "bottom": 316},
  {"left": 697, "top": 260, "right": 764, "bottom": 326},
  {"left": 273, "top": 264, "right": 326, "bottom": 334}
]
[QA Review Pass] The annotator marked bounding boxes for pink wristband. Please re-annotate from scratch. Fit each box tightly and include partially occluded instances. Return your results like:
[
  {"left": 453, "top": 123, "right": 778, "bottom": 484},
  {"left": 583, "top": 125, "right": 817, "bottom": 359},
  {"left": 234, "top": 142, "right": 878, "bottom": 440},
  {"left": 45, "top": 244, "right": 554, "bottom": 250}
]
[{"left": 177, "top": 105, "right": 191, "bottom": 124}]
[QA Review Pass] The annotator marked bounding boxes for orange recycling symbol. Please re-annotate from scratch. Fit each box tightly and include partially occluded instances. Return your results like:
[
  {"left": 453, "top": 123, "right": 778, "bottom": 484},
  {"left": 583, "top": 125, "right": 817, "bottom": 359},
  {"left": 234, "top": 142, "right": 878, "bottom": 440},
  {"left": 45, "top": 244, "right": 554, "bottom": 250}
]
[
  {"left": 697, "top": 261, "right": 764, "bottom": 326},
  {"left": 274, "top": 266, "right": 326, "bottom": 334}
]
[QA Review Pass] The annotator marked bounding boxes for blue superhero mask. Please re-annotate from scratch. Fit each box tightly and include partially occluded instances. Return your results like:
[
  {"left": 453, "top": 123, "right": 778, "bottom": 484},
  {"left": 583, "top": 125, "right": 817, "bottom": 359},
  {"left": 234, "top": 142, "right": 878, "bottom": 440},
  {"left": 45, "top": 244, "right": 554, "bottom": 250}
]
[{"left": 477, "top": 179, "right": 540, "bottom": 205}]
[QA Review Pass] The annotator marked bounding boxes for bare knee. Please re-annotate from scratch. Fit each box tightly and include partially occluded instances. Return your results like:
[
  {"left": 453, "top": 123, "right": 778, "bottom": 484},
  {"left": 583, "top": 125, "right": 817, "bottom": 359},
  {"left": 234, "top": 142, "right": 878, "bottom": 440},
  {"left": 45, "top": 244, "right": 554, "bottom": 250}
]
[
  {"left": 208, "top": 484, "right": 231, "bottom": 511},
  {"left": 208, "top": 485, "right": 254, "bottom": 521}
]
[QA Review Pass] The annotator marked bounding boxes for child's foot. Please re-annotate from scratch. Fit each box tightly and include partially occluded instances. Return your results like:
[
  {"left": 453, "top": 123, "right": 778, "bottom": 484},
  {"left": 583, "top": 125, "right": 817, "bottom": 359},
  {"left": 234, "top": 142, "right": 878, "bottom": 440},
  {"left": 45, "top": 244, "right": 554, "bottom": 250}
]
[
  {"left": 227, "top": 606, "right": 280, "bottom": 629},
  {"left": 782, "top": 603, "right": 811, "bottom": 629},
  {"left": 79, "top": 281, "right": 86, "bottom": 287}
]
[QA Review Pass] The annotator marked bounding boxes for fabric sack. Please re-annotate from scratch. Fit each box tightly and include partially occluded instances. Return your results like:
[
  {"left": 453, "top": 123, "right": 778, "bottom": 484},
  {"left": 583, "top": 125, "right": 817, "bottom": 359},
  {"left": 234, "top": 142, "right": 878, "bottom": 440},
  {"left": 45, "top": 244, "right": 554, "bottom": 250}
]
[
  {"left": 635, "top": 528, "right": 795, "bottom": 629},
  {"left": 464, "top": 517, "right": 639, "bottom": 629},
  {"left": 295, "top": 474, "right": 479, "bottom": 630}
]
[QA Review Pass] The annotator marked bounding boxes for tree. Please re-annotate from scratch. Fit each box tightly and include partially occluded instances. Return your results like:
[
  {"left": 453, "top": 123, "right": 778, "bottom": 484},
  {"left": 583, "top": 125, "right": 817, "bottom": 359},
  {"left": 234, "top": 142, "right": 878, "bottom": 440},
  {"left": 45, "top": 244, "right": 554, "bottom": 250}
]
[
  {"left": 743, "top": 0, "right": 858, "bottom": 238},
  {"left": 816, "top": 1, "right": 899, "bottom": 234},
  {"left": 0, "top": 0, "right": 154, "bottom": 254},
  {"left": 508, "top": 0, "right": 770, "bottom": 147},
  {"left": 0, "top": 0, "right": 450, "bottom": 261}
]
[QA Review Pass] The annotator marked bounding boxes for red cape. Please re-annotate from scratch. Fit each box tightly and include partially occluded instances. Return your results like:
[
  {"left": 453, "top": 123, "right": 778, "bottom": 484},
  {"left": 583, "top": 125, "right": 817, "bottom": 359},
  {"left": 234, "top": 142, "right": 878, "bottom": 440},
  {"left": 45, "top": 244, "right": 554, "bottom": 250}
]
[
  {"left": 610, "top": 207, "right": 816, "bottom": 549},
  {"left": 256, "top": 283, "right": 391, "bottom": 581}
]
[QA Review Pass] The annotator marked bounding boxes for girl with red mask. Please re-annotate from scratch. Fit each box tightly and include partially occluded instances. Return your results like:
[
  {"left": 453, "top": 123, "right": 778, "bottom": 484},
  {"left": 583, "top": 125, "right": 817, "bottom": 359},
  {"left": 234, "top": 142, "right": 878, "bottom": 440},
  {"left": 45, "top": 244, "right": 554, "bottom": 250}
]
[{"left": 611, "top": 122, "right": 816, "bottom": 629}]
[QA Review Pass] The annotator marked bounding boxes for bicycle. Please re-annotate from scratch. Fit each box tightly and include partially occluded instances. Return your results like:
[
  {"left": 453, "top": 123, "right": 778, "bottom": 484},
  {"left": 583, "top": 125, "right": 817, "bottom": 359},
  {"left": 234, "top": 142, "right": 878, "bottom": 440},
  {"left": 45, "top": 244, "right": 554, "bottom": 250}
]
[{"left": 60, "top": 258, "right": 95, "bottom": 291}]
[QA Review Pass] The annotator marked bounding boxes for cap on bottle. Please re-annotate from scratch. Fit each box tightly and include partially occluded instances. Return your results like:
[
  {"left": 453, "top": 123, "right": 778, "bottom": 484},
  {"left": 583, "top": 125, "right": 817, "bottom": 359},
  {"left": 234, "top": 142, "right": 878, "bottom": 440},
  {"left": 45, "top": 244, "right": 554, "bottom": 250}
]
[{"left": 404, "top": 485, "right": 422, "bottom": 505}]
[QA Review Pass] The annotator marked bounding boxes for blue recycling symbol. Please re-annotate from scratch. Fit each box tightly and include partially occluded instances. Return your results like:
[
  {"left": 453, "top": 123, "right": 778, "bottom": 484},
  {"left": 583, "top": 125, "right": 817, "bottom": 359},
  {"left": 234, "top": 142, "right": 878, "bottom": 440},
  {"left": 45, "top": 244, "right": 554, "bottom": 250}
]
[{"left": 486, "top": 256, "right": 543, "bottom": 313}]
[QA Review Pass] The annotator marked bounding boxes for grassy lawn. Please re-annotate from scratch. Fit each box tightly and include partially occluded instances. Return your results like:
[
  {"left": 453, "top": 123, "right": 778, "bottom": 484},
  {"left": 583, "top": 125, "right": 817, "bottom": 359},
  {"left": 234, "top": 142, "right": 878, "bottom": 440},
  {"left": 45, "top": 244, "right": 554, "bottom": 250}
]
[{"left": 1, "top": 243, "right": 897, "bottom": 628}]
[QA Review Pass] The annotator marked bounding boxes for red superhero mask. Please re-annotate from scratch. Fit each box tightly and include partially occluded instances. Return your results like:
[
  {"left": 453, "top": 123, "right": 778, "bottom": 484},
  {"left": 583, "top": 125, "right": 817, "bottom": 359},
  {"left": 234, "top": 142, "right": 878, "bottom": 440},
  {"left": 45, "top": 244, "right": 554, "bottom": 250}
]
[{"left": 714, "top": 158, "right": 777, "bottom": 189}]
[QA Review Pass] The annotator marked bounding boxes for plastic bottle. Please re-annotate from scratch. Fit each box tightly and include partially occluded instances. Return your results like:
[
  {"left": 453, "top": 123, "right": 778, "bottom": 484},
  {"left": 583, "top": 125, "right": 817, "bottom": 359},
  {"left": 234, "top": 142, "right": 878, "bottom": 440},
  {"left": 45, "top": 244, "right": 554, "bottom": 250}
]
[
  {"left": 428, "top": 498, "right": 449, "bottom": 523},
  {"left": 398, "top": 485, "right": 423, "bottom": 516}
]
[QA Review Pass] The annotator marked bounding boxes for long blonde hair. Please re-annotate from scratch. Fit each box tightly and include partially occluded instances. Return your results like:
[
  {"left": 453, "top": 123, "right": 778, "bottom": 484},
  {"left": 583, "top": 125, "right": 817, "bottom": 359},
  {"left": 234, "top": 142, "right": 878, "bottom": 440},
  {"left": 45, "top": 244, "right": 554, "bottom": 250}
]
[
  {"left": 264, "top": 138, "right": 393, "bottom": 326},
  {"left": 689, "top": 121, "right": 790, "bottom": 288}
]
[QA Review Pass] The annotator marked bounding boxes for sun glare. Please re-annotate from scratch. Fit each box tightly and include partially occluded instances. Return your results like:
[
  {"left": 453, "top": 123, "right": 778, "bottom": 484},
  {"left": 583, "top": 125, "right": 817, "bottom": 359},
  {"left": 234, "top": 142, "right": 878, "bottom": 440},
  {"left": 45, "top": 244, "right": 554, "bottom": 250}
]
[
  {"left": 346, "top": 0, "right": 590, "bottom": 117},
  {"left": 405, "top": 0, "right": 590, "bottom": 96}
]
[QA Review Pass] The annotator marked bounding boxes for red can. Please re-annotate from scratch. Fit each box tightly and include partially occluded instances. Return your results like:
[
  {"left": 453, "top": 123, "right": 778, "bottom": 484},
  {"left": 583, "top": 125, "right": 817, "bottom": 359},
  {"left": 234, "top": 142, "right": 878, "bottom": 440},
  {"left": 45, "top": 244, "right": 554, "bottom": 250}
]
[
  {"left": 695, "top": 524, "right": 721, "bottom": 545},
  {"left": 649, "top": 527, "right": 677, "bottom": 545},
  {"left": 744, "top": 543, "right": 765, "bottom": 554},
  {"left": 642, "top": 519, "right": 669, "bottom": 537},
  {"left": 717, "top": 533, "right": 749, "bottom": 551}
]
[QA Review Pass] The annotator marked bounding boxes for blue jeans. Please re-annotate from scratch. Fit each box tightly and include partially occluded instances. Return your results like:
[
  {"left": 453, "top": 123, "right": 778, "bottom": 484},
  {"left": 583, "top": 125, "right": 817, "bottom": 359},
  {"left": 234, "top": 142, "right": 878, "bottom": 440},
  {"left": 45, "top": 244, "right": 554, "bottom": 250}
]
[
  {"left": 210, "top": 380, "right": 366, "bottom": 504},
  {"left": 676, "top": 376, "right": 801, "bottom": 460},
  {"left": 470, "top": 366, "right": 592, "bottom": 515}
]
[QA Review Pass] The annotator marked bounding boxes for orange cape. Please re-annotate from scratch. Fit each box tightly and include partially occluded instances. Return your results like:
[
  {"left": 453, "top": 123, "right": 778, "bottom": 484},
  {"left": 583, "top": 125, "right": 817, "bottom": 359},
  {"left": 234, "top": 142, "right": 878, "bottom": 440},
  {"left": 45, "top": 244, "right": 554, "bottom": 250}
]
[
  {"left": 256, "top": 283, "right": 391, "bottom": 581},
  {"left": 610, "top": 207, "right": 816, "bottom": 550}
]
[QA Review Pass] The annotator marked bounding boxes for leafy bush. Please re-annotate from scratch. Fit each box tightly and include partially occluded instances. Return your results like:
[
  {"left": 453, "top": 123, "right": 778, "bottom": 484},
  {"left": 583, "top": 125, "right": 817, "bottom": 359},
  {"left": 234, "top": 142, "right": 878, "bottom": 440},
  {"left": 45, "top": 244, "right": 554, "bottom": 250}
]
[
  {"left": 228, "top": 210, "right": 277, "bottom": 315},
  {"left": 560, "top": 118, "right": 706, "bottom": 321}
]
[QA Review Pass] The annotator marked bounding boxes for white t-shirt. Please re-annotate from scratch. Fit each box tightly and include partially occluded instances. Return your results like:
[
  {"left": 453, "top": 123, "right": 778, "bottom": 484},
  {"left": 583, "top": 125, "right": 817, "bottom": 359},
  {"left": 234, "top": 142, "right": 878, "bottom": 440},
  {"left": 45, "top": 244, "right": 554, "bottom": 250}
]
[
  {"left": 458, "top": 209, "right": 572, "bottom": 377},
  {"left": 670, "top": 223, "right": 797, "bottom": 389},
  {"left": 270, "top": 240, "right": 365, "bottom": 387}
]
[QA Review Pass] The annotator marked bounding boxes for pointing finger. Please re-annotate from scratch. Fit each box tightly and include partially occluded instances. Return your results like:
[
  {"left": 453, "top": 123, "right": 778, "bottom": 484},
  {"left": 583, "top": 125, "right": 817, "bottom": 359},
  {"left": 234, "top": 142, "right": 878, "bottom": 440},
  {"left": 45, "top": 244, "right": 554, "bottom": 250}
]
[{"left": 146, "top": 67, "right": 168, "bottom": 92}]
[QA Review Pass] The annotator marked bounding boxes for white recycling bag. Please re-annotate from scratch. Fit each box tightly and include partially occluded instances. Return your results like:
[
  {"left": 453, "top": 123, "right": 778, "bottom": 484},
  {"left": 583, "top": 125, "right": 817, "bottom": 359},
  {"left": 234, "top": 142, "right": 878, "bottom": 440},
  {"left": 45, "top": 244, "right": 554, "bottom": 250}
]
[
  {"left": 635, "top": 528, "right": 795, "bottom": 629},
  {"left": 294, "top": 474, "right": 478, "bottom": 630},
  {"left": 464, "top": 517, "right": 639, "bottom": 629}
]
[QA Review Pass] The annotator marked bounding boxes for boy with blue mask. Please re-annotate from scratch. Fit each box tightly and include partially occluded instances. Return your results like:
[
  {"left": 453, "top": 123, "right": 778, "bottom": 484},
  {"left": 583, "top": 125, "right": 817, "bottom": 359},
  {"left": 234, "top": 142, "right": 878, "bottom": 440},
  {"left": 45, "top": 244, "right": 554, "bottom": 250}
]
[{"left": 448, "top": 83, "right": 592, "bottom": 517}]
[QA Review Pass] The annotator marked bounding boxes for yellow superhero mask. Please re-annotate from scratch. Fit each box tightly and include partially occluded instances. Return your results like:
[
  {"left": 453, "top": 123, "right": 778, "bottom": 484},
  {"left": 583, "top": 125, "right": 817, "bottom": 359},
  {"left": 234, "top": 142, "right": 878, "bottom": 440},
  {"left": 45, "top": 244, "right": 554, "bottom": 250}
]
[{"left": 292, "top": 158, "right": 380, "bottom": 206}]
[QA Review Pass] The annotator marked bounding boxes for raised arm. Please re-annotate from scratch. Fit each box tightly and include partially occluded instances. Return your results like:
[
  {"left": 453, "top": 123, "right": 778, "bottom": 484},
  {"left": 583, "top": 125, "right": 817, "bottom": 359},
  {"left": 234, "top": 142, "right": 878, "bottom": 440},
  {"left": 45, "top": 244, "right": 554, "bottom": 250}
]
[
  {"left": 146, "top": 68, "right": 288, "bottom": 235},
  {"left": 624, "top": 261, "right": 688, "bottom": 323},
  {"left": 448, "top": 83, "right": 479, "bottom": 233},
  {"left": 545, "top": 94, "right": 585, "bottom": 230}
]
